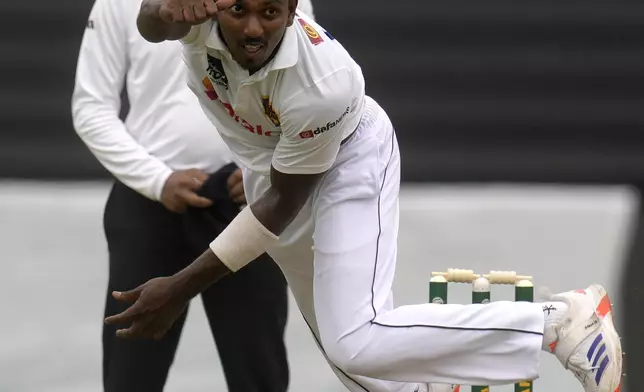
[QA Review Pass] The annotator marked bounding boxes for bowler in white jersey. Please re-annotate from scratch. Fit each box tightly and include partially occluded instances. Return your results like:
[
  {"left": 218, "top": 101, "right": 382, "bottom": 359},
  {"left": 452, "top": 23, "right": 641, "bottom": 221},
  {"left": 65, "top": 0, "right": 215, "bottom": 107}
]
[{"left": 105, "top": 1, "right": 624, "bottom": 391}]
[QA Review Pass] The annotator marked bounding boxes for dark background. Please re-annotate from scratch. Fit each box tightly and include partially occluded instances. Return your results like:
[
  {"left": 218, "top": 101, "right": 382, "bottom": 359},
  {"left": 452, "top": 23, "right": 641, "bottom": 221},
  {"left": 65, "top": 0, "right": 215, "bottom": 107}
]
[
  {"left": 2, "top": 0, "right": 643, "bottom": 184},
  {"left": 1, "top": 0, "right": 642, "bottom": 388}
]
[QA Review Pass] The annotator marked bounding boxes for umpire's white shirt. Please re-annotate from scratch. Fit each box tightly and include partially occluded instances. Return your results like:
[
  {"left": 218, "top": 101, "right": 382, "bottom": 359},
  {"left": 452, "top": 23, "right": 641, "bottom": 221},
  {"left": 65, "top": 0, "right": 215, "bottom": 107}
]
[{"left": 71, "top": 0, "right": 315, "bottom": 200}]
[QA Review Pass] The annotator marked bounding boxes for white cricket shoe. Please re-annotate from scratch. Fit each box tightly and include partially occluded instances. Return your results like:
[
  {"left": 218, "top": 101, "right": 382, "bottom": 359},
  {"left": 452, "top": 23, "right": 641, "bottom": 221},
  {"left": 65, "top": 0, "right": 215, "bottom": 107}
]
[{"left": 548, "top": 284, "right": 623, "bottom": 392}]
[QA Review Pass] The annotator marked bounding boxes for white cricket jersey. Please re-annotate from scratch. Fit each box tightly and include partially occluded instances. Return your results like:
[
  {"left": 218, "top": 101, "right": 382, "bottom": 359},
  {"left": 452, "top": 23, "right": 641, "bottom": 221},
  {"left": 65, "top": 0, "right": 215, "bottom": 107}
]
[
  {"left": 181, "top": 11, "right": 365, "bottom": 176},
  {"left": 71, "top": 0, "right": 318, "bottom": 200}
]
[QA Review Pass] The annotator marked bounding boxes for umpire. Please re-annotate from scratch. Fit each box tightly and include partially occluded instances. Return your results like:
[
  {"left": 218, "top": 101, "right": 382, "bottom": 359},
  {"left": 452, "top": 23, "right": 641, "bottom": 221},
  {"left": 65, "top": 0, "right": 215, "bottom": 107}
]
[{"left": 69, "top": 0, "right": 303, "bottom": 390}]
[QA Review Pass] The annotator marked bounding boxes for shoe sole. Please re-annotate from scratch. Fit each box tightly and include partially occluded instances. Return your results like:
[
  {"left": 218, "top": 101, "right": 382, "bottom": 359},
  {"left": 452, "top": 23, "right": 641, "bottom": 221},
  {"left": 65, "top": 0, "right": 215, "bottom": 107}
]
[{"left": 586, "top": 284, "right": 623, "bottom": 392}]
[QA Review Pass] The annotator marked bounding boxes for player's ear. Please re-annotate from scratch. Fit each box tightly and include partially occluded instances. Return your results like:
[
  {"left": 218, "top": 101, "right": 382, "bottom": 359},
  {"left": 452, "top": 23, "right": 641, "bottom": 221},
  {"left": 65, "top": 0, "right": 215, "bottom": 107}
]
[{"left": 286, "top": 0, "right": 297, "bottom": 26}]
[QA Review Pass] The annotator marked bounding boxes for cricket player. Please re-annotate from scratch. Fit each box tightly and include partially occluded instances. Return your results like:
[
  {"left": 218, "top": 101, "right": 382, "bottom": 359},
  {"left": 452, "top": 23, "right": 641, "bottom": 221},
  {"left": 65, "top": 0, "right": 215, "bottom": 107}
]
[
  {"left": 71, "top": 0, "right": 316, "bottom": 390},
  {"left": 104, "top": 0, "right": 624, "bottom": 391}
]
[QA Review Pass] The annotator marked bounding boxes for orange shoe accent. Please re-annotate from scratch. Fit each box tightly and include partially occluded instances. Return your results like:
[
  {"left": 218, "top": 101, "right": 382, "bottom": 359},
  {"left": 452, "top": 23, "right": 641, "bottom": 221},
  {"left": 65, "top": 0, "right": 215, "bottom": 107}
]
[
  {"left": 549, "top": 340, "right": 558, "bottom": 353},
  {"left": 614, "top": 382, "right": 621, "bottom": 392},
  {"left": 453, "top": 386, "right": 461, "bottom": 392},
  {"left": 596, "top": 294, "right": 612, "bottom": 318}
]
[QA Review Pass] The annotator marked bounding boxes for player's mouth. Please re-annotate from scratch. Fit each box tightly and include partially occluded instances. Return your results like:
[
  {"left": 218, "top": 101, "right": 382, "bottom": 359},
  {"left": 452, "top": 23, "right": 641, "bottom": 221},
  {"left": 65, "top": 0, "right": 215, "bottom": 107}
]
[{"left": 242, "top": 43, "right": 264, "bottom": 56}]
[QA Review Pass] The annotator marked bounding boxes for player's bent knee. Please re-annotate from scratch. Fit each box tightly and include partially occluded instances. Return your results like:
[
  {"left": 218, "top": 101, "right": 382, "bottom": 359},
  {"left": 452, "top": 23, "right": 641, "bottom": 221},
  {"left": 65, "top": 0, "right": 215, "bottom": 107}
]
[{"left": 322, "top": 334, "right": 383, "bottom": 378}]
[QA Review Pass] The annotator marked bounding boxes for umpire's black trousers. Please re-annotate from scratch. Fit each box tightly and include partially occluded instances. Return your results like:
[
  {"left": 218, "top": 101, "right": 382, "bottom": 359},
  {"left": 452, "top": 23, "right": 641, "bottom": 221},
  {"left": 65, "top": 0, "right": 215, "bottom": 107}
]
[{"left": 102, "top": 165, "right": 290, "bottom": 392}]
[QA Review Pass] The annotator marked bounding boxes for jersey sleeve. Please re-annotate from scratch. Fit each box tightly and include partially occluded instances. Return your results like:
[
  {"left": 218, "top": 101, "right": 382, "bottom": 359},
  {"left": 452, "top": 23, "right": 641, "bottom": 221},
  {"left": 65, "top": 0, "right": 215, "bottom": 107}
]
[
  {"left": 272, "top": 69, "right": 356, "bottom": 175},
  {"left": 71, "top": 0, "right": 173, "bottom": 201}
]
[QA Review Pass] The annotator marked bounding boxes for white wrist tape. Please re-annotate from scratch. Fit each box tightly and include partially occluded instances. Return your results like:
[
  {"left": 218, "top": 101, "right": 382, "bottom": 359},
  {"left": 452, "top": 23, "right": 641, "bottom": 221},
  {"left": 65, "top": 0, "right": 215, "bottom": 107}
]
[{"left": 209, "top": 206, "right": 279, "bottom": 272}]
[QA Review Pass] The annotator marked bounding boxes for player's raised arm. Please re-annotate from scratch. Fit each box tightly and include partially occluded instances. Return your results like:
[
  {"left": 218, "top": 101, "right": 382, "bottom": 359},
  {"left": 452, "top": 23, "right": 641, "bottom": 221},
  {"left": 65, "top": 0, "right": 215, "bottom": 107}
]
[{"left": 137, "top": 0, "right": 235, "bottom": 42}]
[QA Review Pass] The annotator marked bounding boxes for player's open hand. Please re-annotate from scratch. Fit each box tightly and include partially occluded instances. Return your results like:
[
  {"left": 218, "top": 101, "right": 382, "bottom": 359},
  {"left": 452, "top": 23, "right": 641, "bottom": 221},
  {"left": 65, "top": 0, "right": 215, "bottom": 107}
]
[
  {"left": 104, "top": 276, "right": 188, "bottom": 340},
  {"left": 157, "top": 0, "right": 236, "bottom": 25},
  {"left": 226, "top": 168, "right": 246, "bottom": 204},
  {"left": 161, "top": 169, "right": 213, "bottom": 213}
]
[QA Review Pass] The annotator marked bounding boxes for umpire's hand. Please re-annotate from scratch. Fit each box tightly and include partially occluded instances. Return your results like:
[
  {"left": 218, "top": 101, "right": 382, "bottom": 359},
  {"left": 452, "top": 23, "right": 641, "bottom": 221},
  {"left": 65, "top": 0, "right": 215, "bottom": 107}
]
[
  {"left": 160, "top": 169, "right": 213, "bottom": 213},
  {"left": 226, "top": 168, "right": 246, "bottom": 204}
]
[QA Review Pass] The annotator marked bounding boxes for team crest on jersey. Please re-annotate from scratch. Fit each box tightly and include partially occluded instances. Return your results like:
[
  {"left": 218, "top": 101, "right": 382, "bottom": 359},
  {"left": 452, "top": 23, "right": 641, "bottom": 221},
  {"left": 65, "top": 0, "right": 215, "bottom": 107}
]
[
  {"left": 206, "top": 54, "right": 229, "bottom": 90},
  {"left": 297, "top": 18, "right": 324, "bottom": 45},
  {"left": 261, "top": 96, "right": 281, "bottom": 127}
]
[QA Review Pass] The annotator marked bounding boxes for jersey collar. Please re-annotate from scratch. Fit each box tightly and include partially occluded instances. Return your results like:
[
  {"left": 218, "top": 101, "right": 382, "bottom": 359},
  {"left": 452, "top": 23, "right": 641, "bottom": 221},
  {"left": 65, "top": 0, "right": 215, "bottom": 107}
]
[{"left": 206, "top": 21, "right": 299, "bottom": 79}]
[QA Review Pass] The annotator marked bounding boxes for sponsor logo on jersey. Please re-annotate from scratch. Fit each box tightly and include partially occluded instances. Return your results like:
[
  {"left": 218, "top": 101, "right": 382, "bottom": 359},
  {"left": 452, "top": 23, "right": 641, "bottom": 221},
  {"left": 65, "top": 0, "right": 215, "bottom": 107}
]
[
  {"left": 262, "top": 96, "right": 281, "bottom": 127},
  {"left": 298, "top": 107, "right": 350, "bottom": 139},
  {"left": 297, "top": 18, "right": 324, "bottom": 45},
  {"left": 201, "top": 77, "right": 275, "bottom": 137},
  {"left": 206, "top": 54, "right": 229, "bottom": 90},
  {"left": 202, "top": 77, "right": 218, "bottom": 100}
]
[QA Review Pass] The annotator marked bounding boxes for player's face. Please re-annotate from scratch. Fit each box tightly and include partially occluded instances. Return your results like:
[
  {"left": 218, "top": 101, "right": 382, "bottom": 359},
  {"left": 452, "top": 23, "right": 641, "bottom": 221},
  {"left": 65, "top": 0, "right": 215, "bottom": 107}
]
[{"left": 218, "top": 0, "right": 296, "bottom": 73}]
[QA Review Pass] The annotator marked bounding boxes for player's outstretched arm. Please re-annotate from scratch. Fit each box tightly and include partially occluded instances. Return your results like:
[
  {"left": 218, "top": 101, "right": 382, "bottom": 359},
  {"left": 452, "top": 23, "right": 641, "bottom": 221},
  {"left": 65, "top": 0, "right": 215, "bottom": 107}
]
[
  {"left": 104, "top": 71, "right": 354, "bottom": 340},
  {"left": 171, "top": 167, "right": 322, "bottom": 296},
  {"left": 137, "top": 0, "right": 234, "bottom": 42},
  {"left": 103, "top": 168, "right": 322, "bottom": 339}
]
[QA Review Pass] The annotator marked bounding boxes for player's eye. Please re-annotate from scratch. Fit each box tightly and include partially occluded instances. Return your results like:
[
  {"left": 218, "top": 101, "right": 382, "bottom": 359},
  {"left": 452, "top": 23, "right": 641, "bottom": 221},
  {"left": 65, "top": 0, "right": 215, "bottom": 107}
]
[
  {"left": 229, "top": 4, "right": 243, "bottom": 13},
  {"left": 265, "top": 8, "right": 277, "bottom": 17}
]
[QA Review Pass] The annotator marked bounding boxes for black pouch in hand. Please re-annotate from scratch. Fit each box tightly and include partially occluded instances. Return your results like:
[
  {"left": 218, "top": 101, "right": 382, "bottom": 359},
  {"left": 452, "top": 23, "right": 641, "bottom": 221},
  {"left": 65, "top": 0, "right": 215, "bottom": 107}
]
[{"left": 181, "top": 162, "right": 241, "bottom": 253}]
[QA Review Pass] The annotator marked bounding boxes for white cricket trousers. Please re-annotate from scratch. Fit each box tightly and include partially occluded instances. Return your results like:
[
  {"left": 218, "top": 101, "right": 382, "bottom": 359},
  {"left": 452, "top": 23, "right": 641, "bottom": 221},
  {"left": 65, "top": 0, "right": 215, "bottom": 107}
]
[{"left": 241, "top": 96, "right": 545, "bottom": 392}]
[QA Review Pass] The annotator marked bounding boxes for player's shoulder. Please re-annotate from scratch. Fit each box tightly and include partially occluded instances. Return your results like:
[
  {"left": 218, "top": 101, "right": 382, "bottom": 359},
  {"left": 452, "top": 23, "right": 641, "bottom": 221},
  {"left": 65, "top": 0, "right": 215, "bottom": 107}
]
[
  {"left": 290, "top": 12, "right": 349, "bottom": 69},
  {"left": 280, "top": 13, "right": 362, "bottom": 100}
]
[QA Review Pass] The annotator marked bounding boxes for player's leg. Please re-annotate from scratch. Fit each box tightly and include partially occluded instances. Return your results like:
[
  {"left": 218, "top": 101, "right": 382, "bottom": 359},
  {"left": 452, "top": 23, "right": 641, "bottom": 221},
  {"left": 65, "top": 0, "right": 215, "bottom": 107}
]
[
  {"left": 270, "top": 239, "right": 432, "bottom": 392},
  {"left": 309, "top": 97, "right": 622, "bottom": 391},
  {"left": 102, "top": 181, "right": 189, "bottom": 392},
  {"left": 199, "top": 252, "right": 290, "bottom": 392}
]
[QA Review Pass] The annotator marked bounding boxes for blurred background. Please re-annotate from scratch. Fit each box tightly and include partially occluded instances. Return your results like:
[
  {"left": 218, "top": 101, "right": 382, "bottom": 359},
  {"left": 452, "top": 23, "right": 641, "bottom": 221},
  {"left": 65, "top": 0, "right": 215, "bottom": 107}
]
[{"left": 1, "top": 0, "right": 643, "bottom": 391}]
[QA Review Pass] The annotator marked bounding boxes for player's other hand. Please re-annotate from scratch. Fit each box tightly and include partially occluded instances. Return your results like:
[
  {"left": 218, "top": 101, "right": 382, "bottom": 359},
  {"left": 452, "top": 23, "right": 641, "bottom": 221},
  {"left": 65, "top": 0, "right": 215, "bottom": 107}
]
[
  {"left": 226, "top": 168, "right": 246, "bottom": 204},
  {"left": 156, "top": 0, "right": 236, "bottom": 25},
  {"left": 104, "top": 277, "right": 188, "bottom": 340},
  {"left": 161, "top": 169, "right": 213, "bottom": 213}
]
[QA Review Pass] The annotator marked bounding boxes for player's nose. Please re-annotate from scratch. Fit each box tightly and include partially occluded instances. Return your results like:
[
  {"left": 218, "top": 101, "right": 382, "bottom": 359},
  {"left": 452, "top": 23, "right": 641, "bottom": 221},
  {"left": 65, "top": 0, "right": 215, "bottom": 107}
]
[{"left": 243, "top": 15, "right": 264, "bottom": 39}]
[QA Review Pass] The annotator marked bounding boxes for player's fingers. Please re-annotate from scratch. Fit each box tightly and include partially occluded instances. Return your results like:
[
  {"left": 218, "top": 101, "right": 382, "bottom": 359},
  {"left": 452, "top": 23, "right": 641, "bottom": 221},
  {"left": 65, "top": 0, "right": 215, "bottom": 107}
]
[
  {"left": 104, "top": 302, "right": 145, "bottom": 325},
  {"left": 161, "top": 4, "right": 184, "bottom": 23},
  {"left": 203, "top": 0, "right": 229, "bottom": 15},
  {"left": 112, "top": 287, "right": 142, "bottom": 303},
  {"left": 180, "top": 190, "right": 213, "bottom": 208},
  {"left": 115, "top": 317, "right": 150, "bottom": 339},
  {"left": 215, "top": 0, "right": 236, "bottom": 10},
  {"left": 193, "top": 3, "right": 207, "bottom": 21},
  {"left": 182, "top": 5, "right": 197, "bottom": 23}
]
